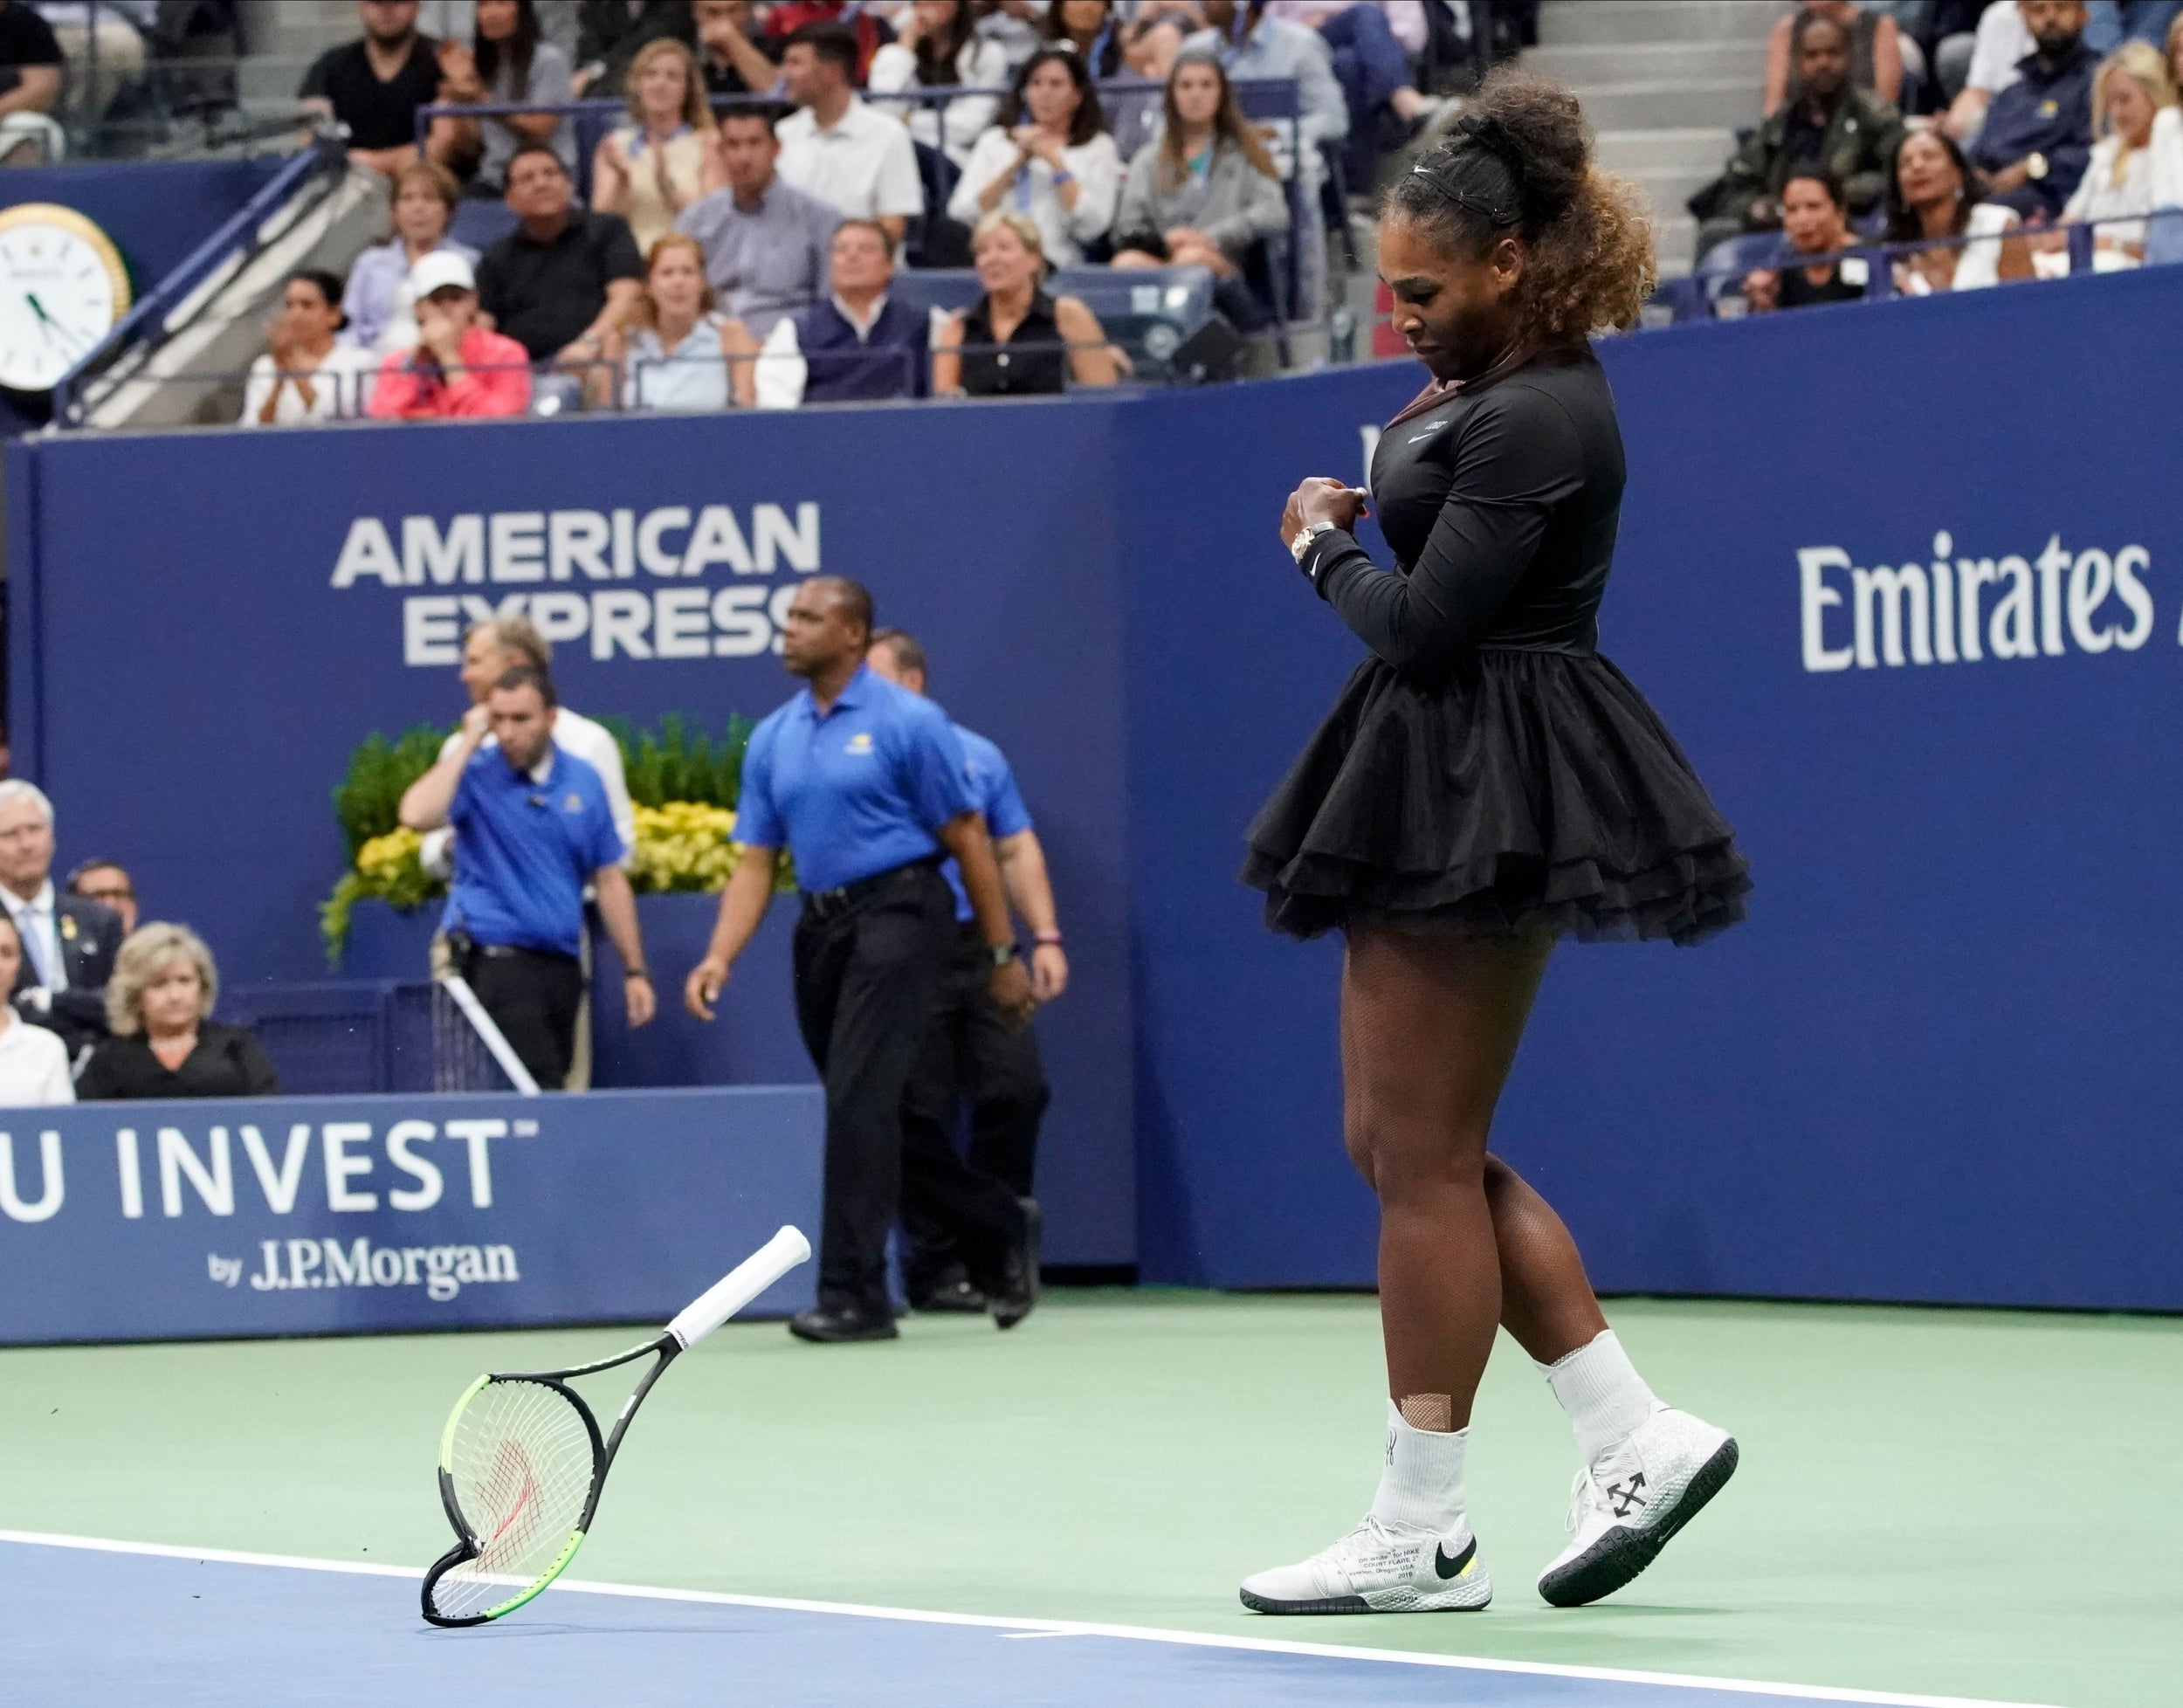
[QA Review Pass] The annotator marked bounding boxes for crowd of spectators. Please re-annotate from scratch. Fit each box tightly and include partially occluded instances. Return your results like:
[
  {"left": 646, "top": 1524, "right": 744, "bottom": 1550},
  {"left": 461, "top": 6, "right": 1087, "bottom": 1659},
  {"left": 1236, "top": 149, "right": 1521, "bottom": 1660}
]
[
  {"left": 1702, "top": 1, "right": 2183, "bottom": 314},
  {"left": 0, "top": 777, "right": 275, "bottom": 1108},
  {"left": 235, "top": 0, "right": 1521, "bottom": 423}
]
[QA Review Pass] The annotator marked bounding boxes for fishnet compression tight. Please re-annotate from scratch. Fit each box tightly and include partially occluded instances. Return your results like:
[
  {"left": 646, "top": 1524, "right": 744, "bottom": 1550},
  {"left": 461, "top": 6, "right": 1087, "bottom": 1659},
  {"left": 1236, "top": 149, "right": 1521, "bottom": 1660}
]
[{"left": 1340, "top": 926, "right": 1609, "bottom": 1429}]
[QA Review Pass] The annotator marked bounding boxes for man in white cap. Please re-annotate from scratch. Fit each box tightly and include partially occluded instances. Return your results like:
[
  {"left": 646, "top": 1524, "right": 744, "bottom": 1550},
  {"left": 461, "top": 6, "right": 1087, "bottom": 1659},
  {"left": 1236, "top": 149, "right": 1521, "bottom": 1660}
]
[{"left": 367, "top": 249, "right": 534, "bottom": 419}]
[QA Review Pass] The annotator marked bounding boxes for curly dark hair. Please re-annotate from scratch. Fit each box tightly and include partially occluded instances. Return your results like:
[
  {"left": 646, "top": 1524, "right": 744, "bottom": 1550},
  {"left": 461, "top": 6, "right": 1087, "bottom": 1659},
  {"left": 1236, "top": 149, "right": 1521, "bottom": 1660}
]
[{"left": 1386, "top": 70, "right": 1656, "bottom": 343}]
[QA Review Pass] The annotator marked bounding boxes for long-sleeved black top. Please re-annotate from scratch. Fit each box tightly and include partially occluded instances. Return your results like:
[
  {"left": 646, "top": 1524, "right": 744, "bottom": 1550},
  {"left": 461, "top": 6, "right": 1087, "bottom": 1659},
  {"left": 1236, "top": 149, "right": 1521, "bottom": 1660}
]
[
  {"left": 1302, "top": 344, "right": 1627, "bottom": 676},
  {"left": 76, "top": 1023, "right": 282, "bottom": 1101}
]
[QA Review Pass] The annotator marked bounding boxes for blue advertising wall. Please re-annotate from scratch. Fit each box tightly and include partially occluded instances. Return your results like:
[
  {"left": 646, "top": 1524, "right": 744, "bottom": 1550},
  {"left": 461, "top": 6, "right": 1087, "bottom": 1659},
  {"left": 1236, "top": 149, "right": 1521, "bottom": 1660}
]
[
  {"left": 1127, "top": 269, "right": 2183, "bottom": 1309},
  {"left": 0, "top": 1086, "right": 822, "bottom": 1343},
  {"left": 3, "top": 157, "right": 292, "bottom": 295},
  {"left": 12, "top": 264, "right": 2183, "bottom": 1309}
]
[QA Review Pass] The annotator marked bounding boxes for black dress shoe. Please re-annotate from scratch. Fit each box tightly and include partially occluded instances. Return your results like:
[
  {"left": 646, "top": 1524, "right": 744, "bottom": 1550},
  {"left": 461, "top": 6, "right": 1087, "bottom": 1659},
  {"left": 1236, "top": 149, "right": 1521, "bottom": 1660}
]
[
  {"left": 989, "top": 1199, "right": 1042, "bottom": 1330},
  {"left": 788, "top": 1303, "right": 899, "bottom": 1343},
  {"left": 910, "top": 1264, "right": 988, "bottom": 1314}
]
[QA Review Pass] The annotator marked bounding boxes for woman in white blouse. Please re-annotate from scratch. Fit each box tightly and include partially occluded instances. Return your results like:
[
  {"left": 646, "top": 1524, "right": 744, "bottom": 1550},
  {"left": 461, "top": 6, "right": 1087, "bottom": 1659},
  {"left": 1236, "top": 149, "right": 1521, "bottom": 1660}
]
[
  {"left": 241, "top": 272, "right": 381, "bottom": 427},
  {"left": 1884, "top": 129, "right": 2028, "bottom": 295},
  {"left": 2056, "top": 42, "right": 2183, "bottom": 270},
  {"left": 948, "top": 47, "right": 1120, "bottom": 268},
  {"left": 0, "top": 913, "right": 72, "bottom": 1106},
  {"left": 869, "top": 0, "right": 1010, "bottom": 169}
]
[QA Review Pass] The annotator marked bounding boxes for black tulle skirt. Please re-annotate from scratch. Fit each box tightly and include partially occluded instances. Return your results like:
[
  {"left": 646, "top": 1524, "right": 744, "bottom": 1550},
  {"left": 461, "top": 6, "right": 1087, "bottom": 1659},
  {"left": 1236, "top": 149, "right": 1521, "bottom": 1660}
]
[{"left": 1242, "top": 648, "right": 1751, "bottom": 946}]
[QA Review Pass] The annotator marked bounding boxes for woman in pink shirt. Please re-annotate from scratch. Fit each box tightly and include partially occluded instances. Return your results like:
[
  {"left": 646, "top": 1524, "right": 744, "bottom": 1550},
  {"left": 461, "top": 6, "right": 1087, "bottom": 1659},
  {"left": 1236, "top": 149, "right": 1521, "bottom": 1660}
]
[{"left": 368, "top": 251, "right": 534, "bottom": 419}]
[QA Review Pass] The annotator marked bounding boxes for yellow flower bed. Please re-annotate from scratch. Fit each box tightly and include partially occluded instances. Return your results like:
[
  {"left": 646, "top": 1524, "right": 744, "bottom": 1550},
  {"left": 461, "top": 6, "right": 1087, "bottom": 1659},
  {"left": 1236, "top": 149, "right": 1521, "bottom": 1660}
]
[{"left": 628, "top": 802, "right": 741, "bottom": 894}]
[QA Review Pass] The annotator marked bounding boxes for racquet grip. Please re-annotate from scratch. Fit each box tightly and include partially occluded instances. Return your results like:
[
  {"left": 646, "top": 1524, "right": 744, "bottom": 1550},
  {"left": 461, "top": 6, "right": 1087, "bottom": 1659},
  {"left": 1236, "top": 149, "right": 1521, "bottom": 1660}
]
[{"left": 666, "top": 1225, "right": 813, "bottom": 1349}]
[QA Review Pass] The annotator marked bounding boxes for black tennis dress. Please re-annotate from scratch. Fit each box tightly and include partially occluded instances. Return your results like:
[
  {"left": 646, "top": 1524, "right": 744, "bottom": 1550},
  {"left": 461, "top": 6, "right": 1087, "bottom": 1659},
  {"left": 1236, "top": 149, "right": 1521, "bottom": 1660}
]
[{"left": 1243, "top": 343, "right": 1751, "bottom": 945}]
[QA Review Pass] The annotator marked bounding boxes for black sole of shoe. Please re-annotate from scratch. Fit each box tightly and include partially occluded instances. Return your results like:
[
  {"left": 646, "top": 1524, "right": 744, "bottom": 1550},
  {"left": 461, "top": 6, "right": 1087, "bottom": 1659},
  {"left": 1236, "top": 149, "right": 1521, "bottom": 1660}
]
[
  {"left": 1537, "top": 1437, "right": 1739, "bottom": 1609},
  {"left": 787, "top": 1321, "right": 899, "bottom": 1344},
  {"left": 1238, "top": 1588, "right": 1374, "bottom": 1615},
  {"left": 992, "top": 1199, "right": 1042, "bottom": 1330}
]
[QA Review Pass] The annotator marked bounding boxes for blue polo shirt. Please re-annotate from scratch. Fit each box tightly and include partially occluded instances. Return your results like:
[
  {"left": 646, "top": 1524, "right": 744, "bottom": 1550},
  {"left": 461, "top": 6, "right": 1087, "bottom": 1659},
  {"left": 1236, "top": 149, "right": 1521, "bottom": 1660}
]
[
  {"left": 734, "top": 665, "right": 978, "bottom": 893},
  {"left": 942, "top": 724, "right": 1033, "bottom": 923},
  {"left": 442, "top": 741, "right": 623, "bottom": 958}
]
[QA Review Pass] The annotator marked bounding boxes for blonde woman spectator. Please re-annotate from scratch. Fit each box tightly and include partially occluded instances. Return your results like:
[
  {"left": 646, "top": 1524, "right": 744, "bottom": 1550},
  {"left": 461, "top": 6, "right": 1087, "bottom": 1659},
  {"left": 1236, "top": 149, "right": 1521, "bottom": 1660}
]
[
  {"left": 870, "top": 0, "right": 1009, "bottom": 168},
  {"left": 592, "top": 38, "right": 726, "bottom": 256},
  {"left": 934, "top": 209, "right": 1118, "bottom": 396},
  {"left": 1883, "top": 128, "right": 2028, "bottom": 293},
  {"left": 1112, "top": 53, "right": 1287, "bottom": 326},
  {"left": 2056, "top": 39, "right": 2183, "bottom": 265},
  {"left": 948, "top": 48, "right": 1120, "bottom": 267},
  {"left": 0, "top": 913, "right": 72, "bottom": 1106},
  {"left": 342, "top": 161, "right": 480, "bottom": 354},
  {"left": 429, "top": 0, "right": 577, "bottom": 195},
  {"left": 242, "top": 271, "right": 381, "bottom": 426},
  {"left": 76, "top": 925, "right": 280, "bottom": 1101},
  {"left": 613, "top": 231, "right": 761, "bottom": 410}
]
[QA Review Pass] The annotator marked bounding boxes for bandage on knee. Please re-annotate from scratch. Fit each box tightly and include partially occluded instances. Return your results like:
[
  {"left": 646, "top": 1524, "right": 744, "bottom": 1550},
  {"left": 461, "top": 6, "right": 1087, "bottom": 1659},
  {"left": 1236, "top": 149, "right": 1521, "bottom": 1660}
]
[{"left": 1397, "top": 1393, "right": 1454, "bottom": 1432}]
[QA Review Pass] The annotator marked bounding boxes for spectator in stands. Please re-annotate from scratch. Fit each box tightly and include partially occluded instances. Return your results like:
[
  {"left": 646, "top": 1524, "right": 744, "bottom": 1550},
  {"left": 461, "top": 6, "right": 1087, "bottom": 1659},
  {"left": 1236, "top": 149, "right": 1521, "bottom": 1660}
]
[
  {"left": 1884, "top": 125, "right": 2030, "bottom": 289},
  {"left": 2167, "top": 5, "right": 2183, "bottom": 88},
  {"left": 1112, "top": 52, "right": 1288, "bottom": 329},
  {"left": 65, "top": 860, "right": 136, "bottom": 935},
  {"left": 478, "top": 141, "right": 646, "bottom": 386},
  {"left": 1692, "top": 9, "right": 1905, "bottom": 259},
  {"left": 949, "top": 47, "right": 1121, "bottom": 266},
  {"left": 0, "top": 913, "right": 71, "bottom": 1106},
  {"left": 676, "top": 106, "right": 840, "bottom": 336},
  {"left": 0, "top": 0, "right": 65, "bottom": 121},
  {"left": 775, "top": 21, "right": 925, "bottom": 245},
  {"left": 300, "top": 0, "right": 446, "bottom": 178},
  {"left": 241, "top": 270, "right": 382, "bottom": 426},
  {"left": 573, "top": 0, "right": 692, "bottom": 96},
  {"left": 594, "top": 38, "right": 724, "bottom": 256},
  {"left": 344, "top": 162, "right": 479, "bottom": 353},
  {"left": 1182, "top": 2, "right": 1349, "bottom": 169},
  {"left": 0, "top": 781, "right": 120, "bottom": 1061},
  {"left": 1766, "top": 2, "right": 1907, "bottom": 114},
  {"left": 1939, "top": 0, "right": 2167, "bottom": 137},
  {"left": 428, "top": 0, "right": 577, "bottom": 196},
  {"left": 870, "top": 0, "right": 1009, "bottom": 169},
  {"left": 613, "top": 231, "right": 759, "bottom": 408},
  {"left": 368, "top": 250, "right": 534, "bottom": 417},
  {"left": 934, "top": 209, "right": 1118, "bottom": 395},
  {"left": 400, "top": 665, "right": 654, "bottom": 1092},
  {"left": 1040, "top": 0, "right": 1174, "bottom": 157},
  {"left": 2053, "top": 37, "right": 2183, "bottom": 258},
  {"left": 754, "top": 217, "right": 929, "bottom": 406},
  {"left": 36, "top": 0, "right": 148, "bottom": 120},
  {"left": 1967, "top": 0, "right": 2099, "bottom": 217},
  {"left": 1742, "top": 166, "right": 1869, "bottom": 311},
  {"left": 77, "top": 924, "right": 280, "bottom": 1100},
  {"left": 981, "top": 0, "right": 1058, "bottom": 70},
  {"left": 1264, "top": 1, "right": 1450, "bottom": 189},
  {"left": 693, "top": 0, "right": 779, "bottom": 96},
  {"left": 764, "top": 0, "right": 892, "bottom": 79}
]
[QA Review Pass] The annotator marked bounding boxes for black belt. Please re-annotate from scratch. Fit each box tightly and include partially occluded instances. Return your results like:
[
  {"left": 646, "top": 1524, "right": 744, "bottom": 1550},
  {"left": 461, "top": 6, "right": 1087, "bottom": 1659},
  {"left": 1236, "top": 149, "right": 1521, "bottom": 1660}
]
[{"left": 801, "top": 855, "right": 943, "bottom": 922}]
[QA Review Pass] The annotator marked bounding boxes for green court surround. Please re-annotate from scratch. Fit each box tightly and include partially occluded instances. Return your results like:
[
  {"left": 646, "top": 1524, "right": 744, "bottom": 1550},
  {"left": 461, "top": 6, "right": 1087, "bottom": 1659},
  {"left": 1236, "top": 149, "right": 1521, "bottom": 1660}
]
[{"left": 2, "top": 1292, "right": 2174, "bottom": 1707}]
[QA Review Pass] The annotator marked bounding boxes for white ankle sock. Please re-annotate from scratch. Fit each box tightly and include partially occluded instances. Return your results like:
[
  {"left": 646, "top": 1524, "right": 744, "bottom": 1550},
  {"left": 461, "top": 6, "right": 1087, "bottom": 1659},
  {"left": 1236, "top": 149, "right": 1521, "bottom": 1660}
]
[
  {"left": 1539, "top": 1329, "right": 1657, "bottom": 1464},
  {"left": 1368, "top": 1400, "right": 1468, "bottom": 1533}
]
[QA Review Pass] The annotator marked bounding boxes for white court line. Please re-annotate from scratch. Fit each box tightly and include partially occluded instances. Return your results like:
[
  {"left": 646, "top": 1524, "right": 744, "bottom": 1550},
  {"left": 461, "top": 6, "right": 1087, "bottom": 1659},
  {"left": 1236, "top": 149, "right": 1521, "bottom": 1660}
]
[{"left": 0, "top": 1529, "right": 2062, "bottom": 1708}]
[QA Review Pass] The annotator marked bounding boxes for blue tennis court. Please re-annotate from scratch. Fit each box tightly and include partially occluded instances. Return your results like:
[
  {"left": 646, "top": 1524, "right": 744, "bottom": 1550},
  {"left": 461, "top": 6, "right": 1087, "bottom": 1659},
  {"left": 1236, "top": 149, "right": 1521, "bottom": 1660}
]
[{"left": 3, "top": 1534, "right": 2046, "bottom": 1708}]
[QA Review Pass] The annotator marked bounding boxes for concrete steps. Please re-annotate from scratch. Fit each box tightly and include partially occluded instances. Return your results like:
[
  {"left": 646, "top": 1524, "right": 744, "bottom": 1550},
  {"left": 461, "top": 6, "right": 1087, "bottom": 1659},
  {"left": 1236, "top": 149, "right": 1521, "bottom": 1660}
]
[
  {"left": 1524, "top": 39, "right": 1769, "bottom": 87},
  {"left": 1539, "top": 0, "right": 1790, "bottom": 46}
]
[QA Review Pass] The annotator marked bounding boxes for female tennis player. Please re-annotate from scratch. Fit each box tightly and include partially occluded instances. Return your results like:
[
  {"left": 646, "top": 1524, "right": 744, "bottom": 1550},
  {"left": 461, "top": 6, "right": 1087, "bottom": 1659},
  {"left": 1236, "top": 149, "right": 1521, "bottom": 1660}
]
[{"left": 1239, "top": 73, "right": 1751, "bottom": 1615}]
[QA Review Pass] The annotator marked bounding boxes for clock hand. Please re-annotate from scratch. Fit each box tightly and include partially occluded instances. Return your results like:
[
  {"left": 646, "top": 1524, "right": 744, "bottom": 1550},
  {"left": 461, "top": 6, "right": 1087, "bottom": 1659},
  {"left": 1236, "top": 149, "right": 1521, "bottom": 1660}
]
[{"left": 24, "top": 290, "right": 52, "bottom": 327}]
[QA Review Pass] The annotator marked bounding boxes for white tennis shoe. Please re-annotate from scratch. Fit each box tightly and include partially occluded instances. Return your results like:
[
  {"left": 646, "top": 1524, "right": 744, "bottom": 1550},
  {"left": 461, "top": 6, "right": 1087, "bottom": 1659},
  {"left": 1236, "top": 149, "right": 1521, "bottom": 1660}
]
[
  {"left": 1537, "top": 1404, "right": 1738, "bottom": 1607},
  {"left": 1240, "top": 1517, "right": 1491, "bottom": 1615}
]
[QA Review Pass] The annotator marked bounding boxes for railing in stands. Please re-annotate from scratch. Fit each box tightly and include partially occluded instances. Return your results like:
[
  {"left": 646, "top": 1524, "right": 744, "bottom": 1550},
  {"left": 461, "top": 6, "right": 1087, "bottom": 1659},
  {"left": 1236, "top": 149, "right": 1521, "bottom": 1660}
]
[
  {"left": 1651, "top": 205, "right": 2183, "bottom": 325},
  {"left": 50, "top": 134, "right": 350, "bottom": 425}
]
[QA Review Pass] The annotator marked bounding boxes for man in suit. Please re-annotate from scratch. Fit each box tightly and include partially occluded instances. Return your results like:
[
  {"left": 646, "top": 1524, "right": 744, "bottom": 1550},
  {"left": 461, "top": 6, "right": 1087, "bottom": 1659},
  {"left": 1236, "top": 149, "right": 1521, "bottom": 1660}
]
[{"left": 0, "top": 781, "right": 125, "bottom": 1058}]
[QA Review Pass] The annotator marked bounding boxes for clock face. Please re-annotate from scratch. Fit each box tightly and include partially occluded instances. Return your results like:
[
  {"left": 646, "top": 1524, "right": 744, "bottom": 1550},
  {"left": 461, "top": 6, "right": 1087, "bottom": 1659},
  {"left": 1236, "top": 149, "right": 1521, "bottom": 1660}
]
[{"left": 0, "top": 208, "right": 129, "bottom": 392}]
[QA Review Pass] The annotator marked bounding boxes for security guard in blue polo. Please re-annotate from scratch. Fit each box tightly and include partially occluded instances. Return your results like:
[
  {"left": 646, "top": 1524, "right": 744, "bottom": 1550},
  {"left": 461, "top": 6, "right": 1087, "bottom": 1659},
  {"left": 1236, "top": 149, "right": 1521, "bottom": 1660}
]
[{"left": 685, "top": 575, "right": 1039, "bottom": 1343}]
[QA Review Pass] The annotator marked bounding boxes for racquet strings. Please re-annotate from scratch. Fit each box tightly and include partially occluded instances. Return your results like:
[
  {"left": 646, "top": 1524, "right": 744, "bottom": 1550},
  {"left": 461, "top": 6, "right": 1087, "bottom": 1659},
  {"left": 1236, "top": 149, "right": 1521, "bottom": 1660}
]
[{"left": 427, "top": 1377, "right": 598, "bottom": 1622}]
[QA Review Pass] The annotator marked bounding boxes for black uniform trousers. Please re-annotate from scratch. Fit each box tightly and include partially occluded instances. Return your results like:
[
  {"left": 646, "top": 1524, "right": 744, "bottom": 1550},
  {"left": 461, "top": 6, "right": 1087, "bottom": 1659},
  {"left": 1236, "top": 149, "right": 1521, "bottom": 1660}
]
[
  {"left": 902, "top": 921, "right": 1050, "bottom": 1294},
  {"left": 792, "top": 861, "right": 1024, "bottom": 1316},
  {"left": 463, "top": 943, "right": 584, "bottom": 1091}
]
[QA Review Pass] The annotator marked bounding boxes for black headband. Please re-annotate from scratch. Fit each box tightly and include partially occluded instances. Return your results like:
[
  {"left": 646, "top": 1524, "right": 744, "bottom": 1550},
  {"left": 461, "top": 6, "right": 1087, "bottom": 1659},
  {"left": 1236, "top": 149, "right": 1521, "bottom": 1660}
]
[
  {"left": 1408, "top": 114, "right": 1532, "bottom": 227},
  {"left": 1408, "top": 160, "right": 1518, "bottom": 225}
]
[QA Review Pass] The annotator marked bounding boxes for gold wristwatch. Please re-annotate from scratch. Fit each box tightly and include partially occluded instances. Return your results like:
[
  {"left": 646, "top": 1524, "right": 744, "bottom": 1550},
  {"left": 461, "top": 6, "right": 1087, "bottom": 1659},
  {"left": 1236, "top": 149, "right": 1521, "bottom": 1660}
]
[{"left": 1291, "top": 520, "right": 1338, "bottom": 564}]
